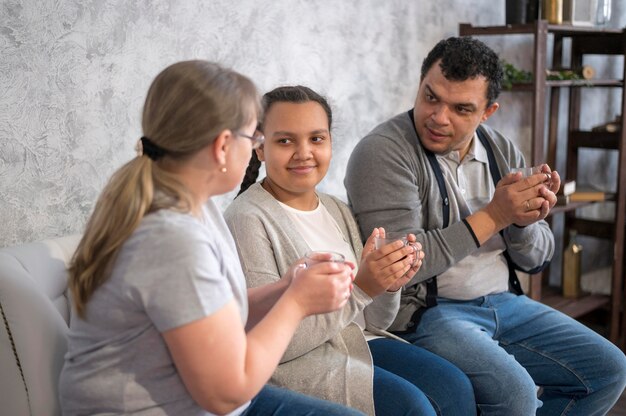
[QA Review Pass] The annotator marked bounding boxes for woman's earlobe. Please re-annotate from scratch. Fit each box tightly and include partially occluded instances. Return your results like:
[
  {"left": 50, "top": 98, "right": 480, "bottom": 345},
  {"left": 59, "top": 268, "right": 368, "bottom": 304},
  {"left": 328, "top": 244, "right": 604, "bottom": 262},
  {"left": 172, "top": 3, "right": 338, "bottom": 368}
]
[
  {"left": 213, "top": 129, "right": 232, "bottom": 166},
  {"left": 255, "top": 146, "right": 265, "bottom": 162}
]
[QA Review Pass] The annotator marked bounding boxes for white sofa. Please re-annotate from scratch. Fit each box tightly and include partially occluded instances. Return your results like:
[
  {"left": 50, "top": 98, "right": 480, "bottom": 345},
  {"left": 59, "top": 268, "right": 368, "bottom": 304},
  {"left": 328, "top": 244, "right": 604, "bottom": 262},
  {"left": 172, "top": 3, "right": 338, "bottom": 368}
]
[{"left": 0, "top": 235, "right": 80, "bottom": 416}]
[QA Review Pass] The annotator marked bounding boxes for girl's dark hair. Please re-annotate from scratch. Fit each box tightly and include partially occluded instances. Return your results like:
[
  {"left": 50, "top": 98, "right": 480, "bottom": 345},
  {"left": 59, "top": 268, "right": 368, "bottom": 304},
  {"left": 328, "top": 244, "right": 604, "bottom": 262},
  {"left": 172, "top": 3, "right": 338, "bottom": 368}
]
[{"left": 237, "top": 85, "right": 332, "bottom": 196}]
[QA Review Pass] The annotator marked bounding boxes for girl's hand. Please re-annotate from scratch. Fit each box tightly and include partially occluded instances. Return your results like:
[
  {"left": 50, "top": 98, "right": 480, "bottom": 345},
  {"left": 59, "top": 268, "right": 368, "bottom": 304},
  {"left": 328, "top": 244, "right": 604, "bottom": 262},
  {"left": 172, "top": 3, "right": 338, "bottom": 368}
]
[
  {"left": 387, "top": 234, "right": 424, "bottom": 292},
  {"left": 354, "top": 228, "right": 417, "bottom": 297}
]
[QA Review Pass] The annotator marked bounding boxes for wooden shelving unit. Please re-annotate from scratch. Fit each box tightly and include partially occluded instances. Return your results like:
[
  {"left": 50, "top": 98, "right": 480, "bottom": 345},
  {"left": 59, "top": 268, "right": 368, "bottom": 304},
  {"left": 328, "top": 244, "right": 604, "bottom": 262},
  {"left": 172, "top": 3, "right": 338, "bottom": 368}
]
[
  {"left": 542, "top": 287, "right": 610, "bottom": 319},
  {"left": 460, "top": 21, "right": 626, "bottom": 348}
]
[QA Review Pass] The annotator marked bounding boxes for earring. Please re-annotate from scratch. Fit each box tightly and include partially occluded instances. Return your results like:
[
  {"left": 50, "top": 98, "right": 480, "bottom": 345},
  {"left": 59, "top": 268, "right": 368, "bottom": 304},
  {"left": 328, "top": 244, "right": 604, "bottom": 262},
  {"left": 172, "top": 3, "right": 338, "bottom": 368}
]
[{"left": 220, "top": 166, "right": 227, "bottom": 173}]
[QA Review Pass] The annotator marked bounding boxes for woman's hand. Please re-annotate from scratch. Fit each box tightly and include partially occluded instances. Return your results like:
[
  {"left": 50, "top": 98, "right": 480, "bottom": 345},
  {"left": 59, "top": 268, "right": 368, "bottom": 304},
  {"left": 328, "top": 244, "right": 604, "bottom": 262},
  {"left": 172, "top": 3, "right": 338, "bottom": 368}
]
[
  {"left": 354, "top": 228, "right": 418, "bottom": 297},
  {"left": 284, "top": 257, "right": 354, "bottom": 316}
]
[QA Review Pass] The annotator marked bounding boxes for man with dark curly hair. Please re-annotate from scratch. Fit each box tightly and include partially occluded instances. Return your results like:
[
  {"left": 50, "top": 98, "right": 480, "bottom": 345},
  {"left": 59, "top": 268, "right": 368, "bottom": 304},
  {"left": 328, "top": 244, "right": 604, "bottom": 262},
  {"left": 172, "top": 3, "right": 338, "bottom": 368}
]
[{"left": 345, "top": 37, "right": 626, "bottom": 415}]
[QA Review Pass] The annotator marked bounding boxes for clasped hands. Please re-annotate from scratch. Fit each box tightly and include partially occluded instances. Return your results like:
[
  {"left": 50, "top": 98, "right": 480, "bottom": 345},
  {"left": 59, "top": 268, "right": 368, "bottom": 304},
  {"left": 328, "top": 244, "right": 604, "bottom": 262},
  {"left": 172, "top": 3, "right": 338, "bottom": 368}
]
[
  {"left": 353, "top": 227, "right": 424, "bottom": 297},
  {"left": 489, "top": 164, "right": 561, "bottom": 228}
]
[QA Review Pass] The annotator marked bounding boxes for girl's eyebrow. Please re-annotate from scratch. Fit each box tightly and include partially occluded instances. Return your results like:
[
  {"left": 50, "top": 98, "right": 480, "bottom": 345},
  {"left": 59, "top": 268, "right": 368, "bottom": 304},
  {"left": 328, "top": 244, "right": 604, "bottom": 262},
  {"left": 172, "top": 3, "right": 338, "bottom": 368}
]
[
  {"left": 271, "top": 129, "right": 329, "bottom": 136},
  {"left": 271, "top": 131, "right": 293, "bottom": 136},
  {"left": 309, "top": 129, "right": 329, "bottom": 135}
]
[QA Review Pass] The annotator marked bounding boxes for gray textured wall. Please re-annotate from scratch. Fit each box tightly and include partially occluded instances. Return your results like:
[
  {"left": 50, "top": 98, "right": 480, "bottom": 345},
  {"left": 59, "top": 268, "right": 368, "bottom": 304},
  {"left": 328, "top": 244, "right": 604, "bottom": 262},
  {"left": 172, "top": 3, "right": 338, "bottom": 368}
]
[
  {"left": 0, "top": 0, "right": 504, "bottom": 246},
  {"left": 1, "top": 1, "right": 623, "bottom": 249}
]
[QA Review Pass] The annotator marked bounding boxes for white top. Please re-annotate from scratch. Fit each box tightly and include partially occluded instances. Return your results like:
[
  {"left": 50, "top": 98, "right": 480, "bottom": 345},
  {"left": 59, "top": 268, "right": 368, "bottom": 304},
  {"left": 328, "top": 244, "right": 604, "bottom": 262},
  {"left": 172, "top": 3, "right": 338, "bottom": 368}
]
[
  {"left": 277, "top": 199, "right": 381, "bottom": 340},
  {"left": 435, "top": 134, "right": 510, "bottom": 299},
  {"left": 277, "top": 198, "right": 359, "bottom": 266}
]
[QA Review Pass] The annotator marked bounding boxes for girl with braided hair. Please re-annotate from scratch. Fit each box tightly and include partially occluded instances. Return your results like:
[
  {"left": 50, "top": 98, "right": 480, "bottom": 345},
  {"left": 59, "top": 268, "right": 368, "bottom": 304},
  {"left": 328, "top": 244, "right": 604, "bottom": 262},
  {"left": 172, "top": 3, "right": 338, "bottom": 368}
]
[{"left": 225, "top": 85, "right": 477, "bottom": 416}]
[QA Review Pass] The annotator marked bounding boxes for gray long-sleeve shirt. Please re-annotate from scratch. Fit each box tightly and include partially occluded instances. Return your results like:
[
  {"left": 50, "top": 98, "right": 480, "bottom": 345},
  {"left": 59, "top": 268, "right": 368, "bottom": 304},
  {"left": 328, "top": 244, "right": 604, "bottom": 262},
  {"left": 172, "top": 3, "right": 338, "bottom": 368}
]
[{"left": 345, "top": 110, "right": 554, "bottom": 332}]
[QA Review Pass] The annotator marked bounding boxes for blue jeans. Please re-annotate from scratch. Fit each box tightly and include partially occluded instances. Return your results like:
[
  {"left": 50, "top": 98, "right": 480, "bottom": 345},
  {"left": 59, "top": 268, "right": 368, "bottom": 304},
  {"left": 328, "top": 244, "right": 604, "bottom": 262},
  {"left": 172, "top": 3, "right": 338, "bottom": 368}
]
[
  {"left": 242, "top": 384, "right": 365, "bottom": 415},
  {"left": 369, "top": 338, "right": 476, "bottom": 416},
  {"left": 400, "top": 292, "right": 626, "bottom": 416}
]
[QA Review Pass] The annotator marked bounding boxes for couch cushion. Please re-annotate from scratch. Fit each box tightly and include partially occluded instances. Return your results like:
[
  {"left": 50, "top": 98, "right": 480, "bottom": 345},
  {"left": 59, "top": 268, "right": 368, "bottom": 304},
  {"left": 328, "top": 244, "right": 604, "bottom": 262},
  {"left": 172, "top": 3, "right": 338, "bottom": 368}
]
[{"left": 0, "top": 235, "right": 80, "bottom": 416}]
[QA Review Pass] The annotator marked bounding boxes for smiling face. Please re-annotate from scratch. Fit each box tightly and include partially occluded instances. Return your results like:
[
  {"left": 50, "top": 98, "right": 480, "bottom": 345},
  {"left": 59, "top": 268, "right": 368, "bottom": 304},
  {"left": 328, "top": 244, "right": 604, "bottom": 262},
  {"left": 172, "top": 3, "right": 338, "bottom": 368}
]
[
  {"left": 256, "top": 101, "right": 332, "bottom": 209},
  {"left": 414, "top": 60, "right": 498, "bottom": 160}
]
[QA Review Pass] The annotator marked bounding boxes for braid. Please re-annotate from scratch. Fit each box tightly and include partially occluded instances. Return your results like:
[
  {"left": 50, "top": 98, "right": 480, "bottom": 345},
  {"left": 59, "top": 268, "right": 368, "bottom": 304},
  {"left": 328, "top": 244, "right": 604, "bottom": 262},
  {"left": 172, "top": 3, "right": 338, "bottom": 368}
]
[{"left": 237, "top": 151, "right": 261, "bottom": 196}]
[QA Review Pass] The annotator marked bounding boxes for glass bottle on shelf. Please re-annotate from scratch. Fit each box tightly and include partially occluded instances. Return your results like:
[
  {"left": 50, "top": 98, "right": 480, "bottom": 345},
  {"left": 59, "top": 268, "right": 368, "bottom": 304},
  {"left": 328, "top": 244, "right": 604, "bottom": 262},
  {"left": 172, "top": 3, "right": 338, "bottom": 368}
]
[
  {"left": 596, "top": 0, "right": 612, "bottom": 27},
  {"left": 562, "top": 230, "right": 583, "bottom": 298},
  {"left": 542, "top": 0, "right": 563, "bottom": 24}
]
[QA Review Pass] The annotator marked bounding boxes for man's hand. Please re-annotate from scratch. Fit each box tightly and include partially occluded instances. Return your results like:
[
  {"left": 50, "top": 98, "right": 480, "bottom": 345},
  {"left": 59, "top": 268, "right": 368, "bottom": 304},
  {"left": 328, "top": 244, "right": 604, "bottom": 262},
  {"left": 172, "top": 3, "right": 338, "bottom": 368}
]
[
  {"left": 483, "top": 165, "right": 561, "bottom": 229},
  {"left": 538, "top": 164, "right": 561, "bottom": 209},
  {"left": 449, "top": 163, "right": 561, "bottom": 248}
]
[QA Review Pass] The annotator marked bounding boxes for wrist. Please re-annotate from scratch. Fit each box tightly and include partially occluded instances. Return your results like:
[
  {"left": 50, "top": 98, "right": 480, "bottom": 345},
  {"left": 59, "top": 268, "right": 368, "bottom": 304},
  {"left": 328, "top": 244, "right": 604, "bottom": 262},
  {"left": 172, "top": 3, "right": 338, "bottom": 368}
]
[
  {"left": 481, "top": 204, "right": 509, "bottom": 231},
  {"left": 354, "top": 275, "right": 381, "bottom": 298},
  {"left": 280, "top": 286, "right": 309, "bottom": 320},
  {"left": 466, "top": 209, "right": 505, "bottom": 246},
  {"left": 276, "top": 275, "right": 290, "bottom": 293}
]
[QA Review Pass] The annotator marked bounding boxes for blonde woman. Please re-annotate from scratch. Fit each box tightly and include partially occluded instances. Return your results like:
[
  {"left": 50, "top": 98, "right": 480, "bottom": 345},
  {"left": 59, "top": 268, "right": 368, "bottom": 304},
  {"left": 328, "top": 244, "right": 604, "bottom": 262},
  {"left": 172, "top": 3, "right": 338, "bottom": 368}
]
[{"left": 59, "top": 62, "right": 364, "bottom": 416}]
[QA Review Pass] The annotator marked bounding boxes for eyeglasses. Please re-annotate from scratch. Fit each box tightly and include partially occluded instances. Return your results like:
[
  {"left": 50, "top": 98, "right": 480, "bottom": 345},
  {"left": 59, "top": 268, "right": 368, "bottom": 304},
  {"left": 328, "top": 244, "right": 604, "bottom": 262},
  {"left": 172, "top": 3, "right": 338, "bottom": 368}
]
[{"left": 236, "top": 131, "right": 265, "bottom": 149}]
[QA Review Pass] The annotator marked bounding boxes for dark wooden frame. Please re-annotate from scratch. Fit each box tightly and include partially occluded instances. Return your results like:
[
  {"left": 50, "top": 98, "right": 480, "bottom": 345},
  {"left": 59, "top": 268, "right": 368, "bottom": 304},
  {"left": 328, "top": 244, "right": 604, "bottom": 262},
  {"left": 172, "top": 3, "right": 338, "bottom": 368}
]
[{"left": 459, "top": 22, "right": 626, "bottom": 348}]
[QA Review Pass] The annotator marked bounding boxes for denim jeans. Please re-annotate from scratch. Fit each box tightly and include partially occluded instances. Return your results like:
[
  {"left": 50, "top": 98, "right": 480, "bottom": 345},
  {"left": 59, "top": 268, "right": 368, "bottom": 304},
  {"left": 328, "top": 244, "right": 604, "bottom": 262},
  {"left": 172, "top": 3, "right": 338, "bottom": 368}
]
[
  {"left": 242, "top": 384, "right": 365, "bottom": 415},
  {"left": 401, "top": 292, "right": 626, "bottom": 416},
  {"left": 369, "top": 338, "right": 476, "bottom": 415}
]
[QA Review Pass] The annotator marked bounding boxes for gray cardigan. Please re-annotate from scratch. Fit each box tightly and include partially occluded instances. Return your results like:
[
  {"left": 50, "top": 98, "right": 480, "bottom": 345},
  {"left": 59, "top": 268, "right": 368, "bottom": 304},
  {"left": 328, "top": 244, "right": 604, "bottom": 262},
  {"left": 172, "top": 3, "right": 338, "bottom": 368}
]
[
  {"left": 345, "top": 111, "right": 555, "bottom": 332},
  {"left": 224, "top": 183, "right": 401, "bottom": 416}
]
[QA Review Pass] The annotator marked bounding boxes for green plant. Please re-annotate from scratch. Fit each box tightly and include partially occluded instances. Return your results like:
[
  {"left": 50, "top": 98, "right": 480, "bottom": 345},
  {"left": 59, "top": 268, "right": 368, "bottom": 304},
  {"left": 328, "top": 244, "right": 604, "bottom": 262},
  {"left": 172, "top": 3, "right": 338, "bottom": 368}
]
[
  {"left": 501, "top": 59, "right": 592, "bottom": 90},
  {"left": 546, "top": 70, "right": 582, "bottom": 81},
  {"left": 501, "top": 60, "right": 532, "bottom": 90}
]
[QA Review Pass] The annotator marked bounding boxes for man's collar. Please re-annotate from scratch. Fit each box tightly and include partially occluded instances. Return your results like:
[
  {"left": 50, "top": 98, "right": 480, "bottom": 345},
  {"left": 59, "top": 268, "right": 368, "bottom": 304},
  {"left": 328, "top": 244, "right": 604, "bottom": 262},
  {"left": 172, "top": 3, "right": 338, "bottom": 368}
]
[
  {"left": 438, "top": 132, "right": 488, "bottom": 164},
  {"left": 471, "top": 131, "right": 489, "bottom": 164}
]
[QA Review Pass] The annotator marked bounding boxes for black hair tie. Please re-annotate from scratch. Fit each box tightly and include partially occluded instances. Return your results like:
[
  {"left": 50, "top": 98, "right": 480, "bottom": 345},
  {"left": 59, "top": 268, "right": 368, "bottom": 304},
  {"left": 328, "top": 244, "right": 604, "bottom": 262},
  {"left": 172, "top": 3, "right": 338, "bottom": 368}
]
[{"left": 140, "top": 136, "right": 166, "bottom": 161}]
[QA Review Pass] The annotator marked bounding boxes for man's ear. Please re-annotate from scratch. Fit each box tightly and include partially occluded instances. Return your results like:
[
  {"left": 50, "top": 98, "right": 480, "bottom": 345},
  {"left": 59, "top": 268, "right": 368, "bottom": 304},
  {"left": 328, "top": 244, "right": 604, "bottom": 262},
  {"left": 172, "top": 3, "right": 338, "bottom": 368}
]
[
  {"left": 481, "top": 102, "right": 499, "bottom": 123},
  {"left": 212, "top": 129, "right": 232, "bottom": 166}
]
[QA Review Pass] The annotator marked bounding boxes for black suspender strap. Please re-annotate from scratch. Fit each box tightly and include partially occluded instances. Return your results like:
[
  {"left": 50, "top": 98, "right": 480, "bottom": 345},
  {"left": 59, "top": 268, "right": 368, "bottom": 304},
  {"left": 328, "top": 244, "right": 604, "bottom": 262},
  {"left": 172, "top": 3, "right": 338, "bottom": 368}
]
[
  {"left": 408, "top": 108, "right": 526, "bottom": 302},
  {"left": 408, "top": 110, "right": 446, "bottom": 308},
  {"left": 476, "top": 126, "right": 524, "bottom": 295},
  {"left": 424, "top": 152, "right": 450, "bottom": 229},
  {"left": 421, "top": 142, "right": 446, "bottom": 307},
  {"left": 394, "top": 112, "right": 541, "bottom": 336}
]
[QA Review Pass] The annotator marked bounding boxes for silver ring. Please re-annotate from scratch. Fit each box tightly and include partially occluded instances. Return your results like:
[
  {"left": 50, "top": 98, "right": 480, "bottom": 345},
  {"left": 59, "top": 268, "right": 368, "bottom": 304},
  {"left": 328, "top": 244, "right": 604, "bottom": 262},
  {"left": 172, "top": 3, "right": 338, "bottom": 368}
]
[{"left": 525, "top": 200, "right": 530, "bottom": 211}]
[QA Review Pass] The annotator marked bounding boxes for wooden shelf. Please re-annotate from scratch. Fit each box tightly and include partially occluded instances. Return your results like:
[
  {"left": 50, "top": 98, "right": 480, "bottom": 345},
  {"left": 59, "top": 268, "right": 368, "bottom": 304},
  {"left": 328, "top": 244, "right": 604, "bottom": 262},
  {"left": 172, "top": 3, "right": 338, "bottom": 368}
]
[
  {"left": 460, "top": 22, "right": 623, "bottom": 36},
  {"left": 542, "top": 287, "right": 610, "bottom": 319},
  {"left": 550, "top": 197, "right": 615, "bottom": 217},
  {"left": 459, "top": 22, "right": 538, "bottom": 35},
  {"left": 567, "top": 217, "right": 616, "bottom": 240},
  {"left": 549, "top": 201, "right": 595, "bottom": 215},
  {"left": 546, "top": 79, "right": 623, "bottom": 88},
  {"left": 460, "top": 21, "right": 626, "bottom": 348},
  {"left": 571, "top": 131, "right": 621, "bottom": 150},
  {"left": 506, "top": 79, "right": 623, "bottom": 92}
]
